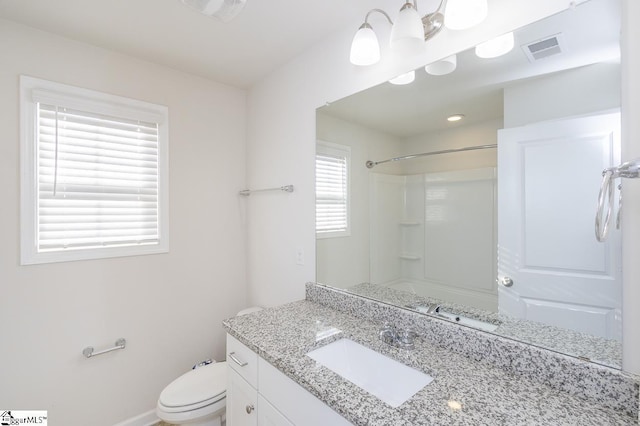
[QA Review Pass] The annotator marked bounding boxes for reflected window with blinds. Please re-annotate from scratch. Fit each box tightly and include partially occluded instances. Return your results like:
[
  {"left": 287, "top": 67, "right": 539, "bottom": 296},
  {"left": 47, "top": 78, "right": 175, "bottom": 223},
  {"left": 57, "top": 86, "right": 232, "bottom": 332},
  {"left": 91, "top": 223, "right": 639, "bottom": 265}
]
[
  {"left": 316, "top": 141, "right": 350, "bottom": 238},
  {"left": 20, "top": 76, "right": 169, "bottom": 264}
]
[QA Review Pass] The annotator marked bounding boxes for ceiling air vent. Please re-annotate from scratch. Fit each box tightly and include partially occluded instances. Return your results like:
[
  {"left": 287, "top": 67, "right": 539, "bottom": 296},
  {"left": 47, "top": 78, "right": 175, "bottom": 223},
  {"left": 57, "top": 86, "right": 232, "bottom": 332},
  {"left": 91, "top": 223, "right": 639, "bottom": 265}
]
[
  {"left": 522, "top": 33, "right": 567, "bottom": 62},
  {"left": 180, "top": 0, "right": 247, "bottom": 22}
]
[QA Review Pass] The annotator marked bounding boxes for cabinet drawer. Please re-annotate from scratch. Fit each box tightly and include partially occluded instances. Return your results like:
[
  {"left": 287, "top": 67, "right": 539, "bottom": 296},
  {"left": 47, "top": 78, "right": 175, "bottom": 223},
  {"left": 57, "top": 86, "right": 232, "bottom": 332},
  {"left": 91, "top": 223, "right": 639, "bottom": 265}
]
[{"left": 227, "top": 334, "right": 259, "bottom": 388}]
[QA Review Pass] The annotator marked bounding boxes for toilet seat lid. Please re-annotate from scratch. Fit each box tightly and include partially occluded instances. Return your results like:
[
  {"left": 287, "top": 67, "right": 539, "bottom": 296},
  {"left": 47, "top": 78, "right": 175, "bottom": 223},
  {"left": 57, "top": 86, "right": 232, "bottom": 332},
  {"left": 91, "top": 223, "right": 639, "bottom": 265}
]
[{"left": 159, "top": 362, "right": 227, "bottom": 408}]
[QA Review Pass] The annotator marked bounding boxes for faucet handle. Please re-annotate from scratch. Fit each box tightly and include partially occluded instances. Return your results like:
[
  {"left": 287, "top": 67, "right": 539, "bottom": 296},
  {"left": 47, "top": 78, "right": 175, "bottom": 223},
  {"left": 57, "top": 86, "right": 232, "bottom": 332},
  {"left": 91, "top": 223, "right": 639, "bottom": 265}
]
[
  {"left": 380, "top": 321, "right": 393, "bottom": 329},
  {"left": 397, "top": 329, "right": 419, "bottom": 350},
  {"left": 379, "top": 322, "right": 397, "bottom": 345}
]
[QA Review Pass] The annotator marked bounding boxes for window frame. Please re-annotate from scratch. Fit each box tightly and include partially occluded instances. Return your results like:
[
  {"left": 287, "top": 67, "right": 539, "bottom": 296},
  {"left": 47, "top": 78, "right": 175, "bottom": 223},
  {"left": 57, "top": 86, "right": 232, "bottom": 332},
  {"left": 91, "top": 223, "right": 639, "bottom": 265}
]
[
  {"left": 20, "top": 76, "right": 169, "bottom": 265},
  {"left": 315, "top": 140, "right": 351, "bottom": 239}
]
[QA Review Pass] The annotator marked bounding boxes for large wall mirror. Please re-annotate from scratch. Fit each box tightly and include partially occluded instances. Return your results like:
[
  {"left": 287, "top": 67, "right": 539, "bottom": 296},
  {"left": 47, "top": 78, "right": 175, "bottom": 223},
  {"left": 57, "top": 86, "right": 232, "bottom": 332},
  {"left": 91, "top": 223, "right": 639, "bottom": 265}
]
[{"left": 316, "top": 0, "right": 623, "bottom": 369}]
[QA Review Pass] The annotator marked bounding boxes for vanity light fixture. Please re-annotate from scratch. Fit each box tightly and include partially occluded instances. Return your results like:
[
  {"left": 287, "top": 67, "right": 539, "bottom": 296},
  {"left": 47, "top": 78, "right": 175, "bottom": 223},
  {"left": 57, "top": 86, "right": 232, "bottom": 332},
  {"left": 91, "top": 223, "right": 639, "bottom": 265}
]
[
  {"left": 351, "top": 0, "right": 488, "bottom": 67},
  {"left": 443, "top": 0, "right": 488, "bottom": 30},
  {"left": 447, "top": 114, "right": 465, "bottom": 122},
  {"left": 179, "top": 0, "right": 247, "bottom": 22},
  {"left": 390, "top": 2, "right": 427, "bottom": 56},
  {"left": 475, "top": 32, "right": 515, "bottom": 58},
  {"left": 389, "top": 70, "right": 416, "bottom": 85},
  {"left": 350, "top": 3, "right": 426, "bottom": 66},
  {"left": 425, "top": 54, "right": 457, "bottom": 75}
]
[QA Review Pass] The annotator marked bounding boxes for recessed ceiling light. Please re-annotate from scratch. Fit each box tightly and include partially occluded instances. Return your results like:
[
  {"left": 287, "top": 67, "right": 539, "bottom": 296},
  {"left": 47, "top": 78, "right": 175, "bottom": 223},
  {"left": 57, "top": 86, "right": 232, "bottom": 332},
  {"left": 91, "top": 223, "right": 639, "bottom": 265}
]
[{"left": 447, "top": 114, "right": 465, "bottom": 122}]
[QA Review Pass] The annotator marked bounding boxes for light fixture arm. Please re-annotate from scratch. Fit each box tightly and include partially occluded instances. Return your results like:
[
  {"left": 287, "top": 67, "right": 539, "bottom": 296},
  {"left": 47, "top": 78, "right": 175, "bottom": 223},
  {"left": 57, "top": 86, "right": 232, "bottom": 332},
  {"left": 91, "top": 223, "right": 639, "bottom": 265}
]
[
  {"left": 422, "top": 0, "right": 447, "bottom": 41},
  {"left": 363, "top": 8, "right": 394, "bottom": 26},
  {"left": 363, "top": 0, "right": 446, "bottom": 42},
  {"left": 361, "top": 1, "right": 420, "bottom": 25}
]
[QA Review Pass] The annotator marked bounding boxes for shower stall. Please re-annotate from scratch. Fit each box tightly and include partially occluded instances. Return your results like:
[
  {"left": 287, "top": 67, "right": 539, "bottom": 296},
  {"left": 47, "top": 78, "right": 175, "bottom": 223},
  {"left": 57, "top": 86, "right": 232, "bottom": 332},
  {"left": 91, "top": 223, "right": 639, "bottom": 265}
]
[{"left": 368, "top": 146, "right": 498, "bottom": 312}]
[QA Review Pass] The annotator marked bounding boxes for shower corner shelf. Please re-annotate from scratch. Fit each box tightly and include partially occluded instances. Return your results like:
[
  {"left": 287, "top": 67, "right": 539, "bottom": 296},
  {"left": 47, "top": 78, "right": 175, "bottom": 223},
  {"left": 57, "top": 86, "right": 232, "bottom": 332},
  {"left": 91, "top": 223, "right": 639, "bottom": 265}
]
[{"left": 399, "top": 254, "right": 421, "bottom": 260}]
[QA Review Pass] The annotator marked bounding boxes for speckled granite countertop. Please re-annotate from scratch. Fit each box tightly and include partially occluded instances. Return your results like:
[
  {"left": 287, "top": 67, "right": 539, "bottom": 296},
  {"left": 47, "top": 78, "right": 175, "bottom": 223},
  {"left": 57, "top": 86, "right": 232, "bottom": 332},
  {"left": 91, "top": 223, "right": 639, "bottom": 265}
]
[
  {"left": 223, "top": 299, "right": 638, "bottom": 426},
  {"left": 345, "top": 282, "right": 622, "bottom": 368}
]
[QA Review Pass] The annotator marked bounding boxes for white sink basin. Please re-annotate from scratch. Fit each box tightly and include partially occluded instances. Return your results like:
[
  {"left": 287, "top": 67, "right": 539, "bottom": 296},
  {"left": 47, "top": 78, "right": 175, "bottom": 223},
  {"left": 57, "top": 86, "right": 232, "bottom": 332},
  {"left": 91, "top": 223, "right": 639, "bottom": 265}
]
[{"left": 306, "top": 338, "right": 433, "bottom": 408}]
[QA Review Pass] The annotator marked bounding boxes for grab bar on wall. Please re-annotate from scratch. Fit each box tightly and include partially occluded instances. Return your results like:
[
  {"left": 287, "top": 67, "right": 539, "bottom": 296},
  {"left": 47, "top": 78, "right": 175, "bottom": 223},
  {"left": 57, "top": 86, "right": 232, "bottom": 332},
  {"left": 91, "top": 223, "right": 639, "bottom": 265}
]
[
  {"left": 238, "top": 185, "right": 294, "bottom": 196},
  {"left": 82, "top": 338, "right": 126, "bottom": 358},
  {"left": 595, "top": 158, "right": 640, "bottom": 242},
  {"left": 365, "top": 144, "right": 497, "bottom": 169}
]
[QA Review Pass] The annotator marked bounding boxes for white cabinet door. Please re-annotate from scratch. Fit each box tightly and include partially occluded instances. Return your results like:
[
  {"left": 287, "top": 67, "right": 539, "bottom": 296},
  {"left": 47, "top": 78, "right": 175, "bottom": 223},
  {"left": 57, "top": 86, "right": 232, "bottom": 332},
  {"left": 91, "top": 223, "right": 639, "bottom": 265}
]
[
  {"left": 227, "top": 367, "right": 258, "bottom": 426},
  {"left": 258, "top": 395, "right": 294, "bottom": 426},
  {"left": 497, "top": 111, "right": 622, "bottom": 340}
]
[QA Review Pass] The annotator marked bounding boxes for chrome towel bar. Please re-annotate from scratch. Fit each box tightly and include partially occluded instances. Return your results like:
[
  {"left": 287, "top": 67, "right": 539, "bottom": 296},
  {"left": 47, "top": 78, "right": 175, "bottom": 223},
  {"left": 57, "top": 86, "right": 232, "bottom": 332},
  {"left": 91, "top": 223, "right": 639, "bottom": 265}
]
[
  {"left": 82, "top": 338, "right": 126, "bottom": 358},
  {"left": 239, "top": 185, "right": 294, "bottom": 196},
  {"left": 595, "top": 157, "right": 640, "bottom": 242}
]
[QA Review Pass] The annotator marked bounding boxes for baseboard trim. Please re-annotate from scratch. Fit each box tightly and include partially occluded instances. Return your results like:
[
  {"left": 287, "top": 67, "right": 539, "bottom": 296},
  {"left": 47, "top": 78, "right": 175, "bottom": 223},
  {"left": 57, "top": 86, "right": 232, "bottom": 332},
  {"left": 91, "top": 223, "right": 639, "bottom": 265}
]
[{"left": 113, "top": 409, "right": 159, "bottom": 426}]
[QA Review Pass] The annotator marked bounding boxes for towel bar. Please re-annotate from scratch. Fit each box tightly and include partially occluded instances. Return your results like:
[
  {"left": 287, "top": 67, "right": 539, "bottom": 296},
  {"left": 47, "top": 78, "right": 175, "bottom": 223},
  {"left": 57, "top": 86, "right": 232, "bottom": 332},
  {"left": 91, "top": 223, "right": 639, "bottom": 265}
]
[{"left": 82, "top": 338, "right": 126, "bottom": 358}]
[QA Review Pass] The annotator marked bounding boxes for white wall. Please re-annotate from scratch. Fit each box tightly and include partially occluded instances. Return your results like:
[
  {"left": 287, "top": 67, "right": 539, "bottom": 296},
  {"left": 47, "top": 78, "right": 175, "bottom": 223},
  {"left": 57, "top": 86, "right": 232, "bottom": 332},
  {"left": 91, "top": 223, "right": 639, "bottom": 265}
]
[
  {"left": 245, "top": 0, "right": 640, "bottom": 374},
  {"left": 315, "top": 112, "right": 401, "bottom": 288},
  {"left": 504, "top": 62, "right": 621, "bottom": 127},
  {"left": 0, "top": 20, "right": 248, "bottom": 425},
  {"left": 400, "top": 119, "right": 501, "bottom": 174},
  {"left": 621, "top": 0, "right": 640, "bottom": 376}
]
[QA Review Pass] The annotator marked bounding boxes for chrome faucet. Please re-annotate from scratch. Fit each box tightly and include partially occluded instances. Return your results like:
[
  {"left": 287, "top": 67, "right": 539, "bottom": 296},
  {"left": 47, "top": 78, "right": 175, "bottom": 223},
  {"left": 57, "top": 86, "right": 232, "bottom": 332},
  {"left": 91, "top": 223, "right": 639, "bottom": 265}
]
[
  {"left": 427, "top": 304, "right": 441, "bottom": 314},
  {"left": 379, "top": 323, "right": 418, "bottom": 350},
  {"left": 404, "top": 303, "right": 440, "bottom": 315}
]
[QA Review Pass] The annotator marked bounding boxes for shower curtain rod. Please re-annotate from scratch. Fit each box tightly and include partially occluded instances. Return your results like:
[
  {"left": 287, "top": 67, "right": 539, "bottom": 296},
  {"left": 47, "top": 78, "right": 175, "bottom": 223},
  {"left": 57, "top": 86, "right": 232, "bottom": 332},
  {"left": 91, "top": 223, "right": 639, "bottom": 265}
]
[{"left": 365, "top": 144, "right": 497, "bottom": 169}]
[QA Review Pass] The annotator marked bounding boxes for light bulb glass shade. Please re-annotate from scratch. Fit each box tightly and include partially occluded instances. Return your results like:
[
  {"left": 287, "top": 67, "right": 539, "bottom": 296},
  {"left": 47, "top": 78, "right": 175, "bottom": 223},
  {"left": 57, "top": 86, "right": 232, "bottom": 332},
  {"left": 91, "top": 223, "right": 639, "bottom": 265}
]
[
  {"left": 390, "top": 3, "right": 426, "bottom": 56},
  {"left": 425, "top": 54, "right": 457, "bottom": 75},
  {"left": 475, "top": 32, "right": 515, "bottom": 58},
  {"left": 444, "top": 0, "right": 488, "bottom": 30},
  {"left": 350, "top": 24, "right": 381, "bottom": 66},
  {"left": 389, "top": 70, "right": 415, "bottom": 85}
]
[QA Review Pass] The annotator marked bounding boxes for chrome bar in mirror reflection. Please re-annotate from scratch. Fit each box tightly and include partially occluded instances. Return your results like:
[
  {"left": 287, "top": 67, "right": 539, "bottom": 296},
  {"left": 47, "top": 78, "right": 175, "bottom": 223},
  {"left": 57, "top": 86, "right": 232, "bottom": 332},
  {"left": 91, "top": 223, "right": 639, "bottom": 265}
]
[
  {"left": 238, "top": 185, "right": 294, "bottom": 196},
  {"left": 365, "top": 144, "right": 497, "bottom": 169},
  {"left": 608, "top": 157, "right": 640, "bottom": 178}
]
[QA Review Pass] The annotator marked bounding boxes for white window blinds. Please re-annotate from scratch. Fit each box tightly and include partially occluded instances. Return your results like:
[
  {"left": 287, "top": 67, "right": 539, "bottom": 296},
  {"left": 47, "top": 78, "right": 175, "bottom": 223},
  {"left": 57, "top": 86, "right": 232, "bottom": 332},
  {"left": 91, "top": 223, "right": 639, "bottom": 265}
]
[
  {"left": 37, "top": 104, "right": 160, "bottom": 251},
  {"left": 20, "top": 76, "right": 169, "bottom": 264},
  {"left": 316, "top": 142, "right": 350, "bottom": 237}
]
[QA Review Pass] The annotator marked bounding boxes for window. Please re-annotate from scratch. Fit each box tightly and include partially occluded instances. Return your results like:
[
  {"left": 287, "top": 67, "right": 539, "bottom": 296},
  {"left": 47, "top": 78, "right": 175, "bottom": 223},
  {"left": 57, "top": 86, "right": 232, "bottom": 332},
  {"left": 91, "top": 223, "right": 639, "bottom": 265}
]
[
  {"left": 20, "top": 76, "right": 169, "bottom": 264},
  {"left": 316, "top": 141, "right": 350, "bottom": 238}
]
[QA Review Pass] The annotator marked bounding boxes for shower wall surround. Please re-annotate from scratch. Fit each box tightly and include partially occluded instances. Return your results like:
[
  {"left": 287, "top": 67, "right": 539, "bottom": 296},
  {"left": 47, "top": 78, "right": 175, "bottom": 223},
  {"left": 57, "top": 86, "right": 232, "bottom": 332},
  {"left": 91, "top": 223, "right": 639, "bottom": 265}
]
[
  {"left": 370, "top": 167, "right": 498, "bottom": 312},
  {"left": 305, "top": 283, "right": 639, "bottom": 417}
]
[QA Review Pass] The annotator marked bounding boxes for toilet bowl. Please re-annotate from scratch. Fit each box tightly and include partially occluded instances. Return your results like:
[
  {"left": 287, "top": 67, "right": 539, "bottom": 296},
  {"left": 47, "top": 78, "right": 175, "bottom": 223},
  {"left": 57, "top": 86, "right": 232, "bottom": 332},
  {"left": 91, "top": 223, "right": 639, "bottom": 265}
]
[
  {"left": 156, "top": 307, "right": 263, "bottom": 426},
  {"left": 157, "top": 362, "right": 227, "bottom": 426}
]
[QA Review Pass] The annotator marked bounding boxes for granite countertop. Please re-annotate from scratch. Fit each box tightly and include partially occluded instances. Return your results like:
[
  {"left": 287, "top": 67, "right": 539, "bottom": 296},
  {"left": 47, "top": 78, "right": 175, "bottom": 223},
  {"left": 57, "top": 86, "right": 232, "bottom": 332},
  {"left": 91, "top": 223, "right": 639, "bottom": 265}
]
[
  {"left": 345, "top": 282, "right": 622, "bottom": 368},
  {"left": 223, "top": 300, "right": 637, "bottom": 426}
]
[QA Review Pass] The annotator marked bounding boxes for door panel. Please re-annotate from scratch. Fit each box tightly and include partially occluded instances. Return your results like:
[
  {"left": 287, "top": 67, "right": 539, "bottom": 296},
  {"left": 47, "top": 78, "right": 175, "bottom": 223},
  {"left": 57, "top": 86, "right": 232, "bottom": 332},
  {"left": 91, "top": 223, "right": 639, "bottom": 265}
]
[{"left": 497, "top": 111, "right": 621, "bottom": 340}]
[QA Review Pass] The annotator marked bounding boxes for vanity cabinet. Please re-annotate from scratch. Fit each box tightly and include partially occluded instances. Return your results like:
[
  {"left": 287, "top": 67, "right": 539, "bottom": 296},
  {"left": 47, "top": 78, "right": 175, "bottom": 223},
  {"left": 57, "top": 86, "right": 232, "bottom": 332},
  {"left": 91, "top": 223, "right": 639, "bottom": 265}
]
[
  {"left": 226, "top": 334, "right": 352, "bottom": 426},
  {"left": 228, "top": 367, "right": 258, "bottom": 426},
  {"left": 257, "top": 395, "right": 294, "bottom": 426}
]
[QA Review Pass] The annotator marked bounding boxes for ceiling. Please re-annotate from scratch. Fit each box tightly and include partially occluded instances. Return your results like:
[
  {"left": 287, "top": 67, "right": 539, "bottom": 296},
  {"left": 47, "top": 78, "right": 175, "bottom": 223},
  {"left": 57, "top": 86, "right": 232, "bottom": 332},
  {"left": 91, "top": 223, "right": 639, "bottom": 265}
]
[
  {"left": 0, "top": 0, "right": 401, "bottom": 88},
  {"left": 319, "top": 0, "right": 621, "bottom": 138},
  {"left": 0, "top": 0, "right": 619, "bottom": 98}
]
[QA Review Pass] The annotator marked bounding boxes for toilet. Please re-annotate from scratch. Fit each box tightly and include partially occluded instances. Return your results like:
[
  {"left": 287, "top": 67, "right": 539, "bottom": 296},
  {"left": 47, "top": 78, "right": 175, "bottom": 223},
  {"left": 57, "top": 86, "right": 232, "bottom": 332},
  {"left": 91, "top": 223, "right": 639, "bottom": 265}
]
[{"left": 156, "top": 307, "right": 263, "bottom": 426}]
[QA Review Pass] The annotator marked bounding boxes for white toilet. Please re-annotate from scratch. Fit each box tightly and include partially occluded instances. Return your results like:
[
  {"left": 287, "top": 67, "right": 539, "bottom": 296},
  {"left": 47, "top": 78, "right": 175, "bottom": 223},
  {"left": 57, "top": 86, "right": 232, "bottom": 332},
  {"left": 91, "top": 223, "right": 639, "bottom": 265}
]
[{"left": 156, "top": 307, "right": 263, "bottom": 426}]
